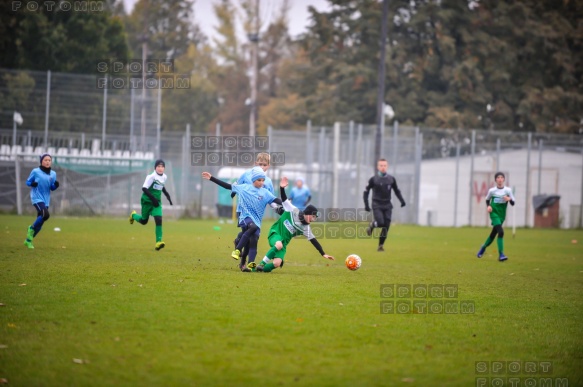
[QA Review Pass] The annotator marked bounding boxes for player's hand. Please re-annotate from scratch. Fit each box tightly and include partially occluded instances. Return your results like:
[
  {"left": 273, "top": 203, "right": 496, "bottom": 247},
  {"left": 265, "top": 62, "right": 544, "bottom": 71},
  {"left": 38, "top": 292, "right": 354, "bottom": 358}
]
[
  {"left": 275, "top": 205, "right": 284, "bottom": 215},
  {"left": 364, "top": 206, "right": 371, "bottom": 212},
  {"left": 487, "top": 205, "right": 492, "bottom": 213},
  {"left": 31, "top": 181, "right": 38, "bottom": 187},
  {"left": 202, "top": 172, "right": 211, "bottom": 180},
  {"left": 152, "top": 198, "right": 160, "bottom": 207},
  {"left": 54, "top": 181, "right": 60, "bottom": 189},
  {"left": 401, "top": 202, "right": 406, "bottom": 207},
  {"left": 230, "top": 191, "right": 237, "bottom": 198},
  {"left": 503, "top": 195, "right": 511, "bottom": 202},
  {"left": 166, "top": 196, "right": 173, "bottom": 205},
  {"left": 323, "top": 254, "right": 335, "bottom": 261},
  {"left": 280, "top": 176, "right": 288, "bottom": 188}
]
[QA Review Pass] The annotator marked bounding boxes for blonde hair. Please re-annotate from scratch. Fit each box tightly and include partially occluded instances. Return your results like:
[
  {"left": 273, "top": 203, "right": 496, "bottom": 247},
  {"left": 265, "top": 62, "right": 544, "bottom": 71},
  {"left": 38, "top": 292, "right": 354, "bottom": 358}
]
[{"left": 256, "top": 152, "right": 270, "bottom": 165}]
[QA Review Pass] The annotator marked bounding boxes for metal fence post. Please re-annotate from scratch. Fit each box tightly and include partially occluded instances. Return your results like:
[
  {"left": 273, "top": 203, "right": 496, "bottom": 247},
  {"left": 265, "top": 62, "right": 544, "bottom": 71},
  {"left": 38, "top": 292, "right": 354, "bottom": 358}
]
[
  {"left": 537, "top": 139, "right": 543, "bottom": 195},
  {"left": 454, "top": 142, "right": 461, "bottom": 227},
  {"left": 44, "top": 70, "right": 51, "bottom": 151},
  {"left": 525, "top": 132, "right": 532, "bottom": 227},
  {"left": 333, "top": 122, "right": 340, "bottom": 209},
  {"left": 102, "top": 74, "right": 107, "bottom": 151},
  {"left": 468, "top": 130, "right": 476, "bottom": 226}
]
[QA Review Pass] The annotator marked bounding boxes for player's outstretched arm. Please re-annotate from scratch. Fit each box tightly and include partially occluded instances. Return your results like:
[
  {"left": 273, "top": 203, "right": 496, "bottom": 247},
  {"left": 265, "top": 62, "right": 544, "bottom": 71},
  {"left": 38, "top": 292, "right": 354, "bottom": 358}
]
[
  {"left": 280, "top": 176, "right": 288, "bottom": 188},
  {"left": 309, "top": 238, "right": 335, "bottom": 260},
  {"left": 202, "top": 172, "right": 232, "bottom": 190}
]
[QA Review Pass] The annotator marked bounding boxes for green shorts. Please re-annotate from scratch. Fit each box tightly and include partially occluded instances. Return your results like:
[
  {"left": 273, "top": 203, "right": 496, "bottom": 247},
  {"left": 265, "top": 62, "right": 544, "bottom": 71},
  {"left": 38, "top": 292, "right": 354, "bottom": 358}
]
[
  {"left": 490, "top": 214, "right": 504, "bottom": 226},
  {"left": 141, "top": 197, "right": 163, "bottom": 218},
  {"left": 268, "top": 231, "right": 287, "bottom": 260}
]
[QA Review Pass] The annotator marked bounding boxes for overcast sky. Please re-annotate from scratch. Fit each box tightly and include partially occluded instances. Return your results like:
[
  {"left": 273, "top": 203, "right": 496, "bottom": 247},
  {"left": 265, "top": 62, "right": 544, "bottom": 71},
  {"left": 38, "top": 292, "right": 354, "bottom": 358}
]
[{"left": 122, "top": 0, "right": 331, "bottom": 39}]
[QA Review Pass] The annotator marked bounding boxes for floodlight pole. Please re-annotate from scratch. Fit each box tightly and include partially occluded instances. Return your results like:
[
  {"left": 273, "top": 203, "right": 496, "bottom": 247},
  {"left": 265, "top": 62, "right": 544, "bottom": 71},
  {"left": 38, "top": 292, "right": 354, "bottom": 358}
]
[{"left": 374, "top": 0, "right": 389, "bottom": 168}]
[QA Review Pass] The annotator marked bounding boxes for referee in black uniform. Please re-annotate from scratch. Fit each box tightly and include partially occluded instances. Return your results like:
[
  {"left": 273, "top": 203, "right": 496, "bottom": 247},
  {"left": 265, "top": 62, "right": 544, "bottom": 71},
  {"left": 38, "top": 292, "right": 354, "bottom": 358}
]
[{"left": 363, "top": 159, "right": 406, "bottom": 252}]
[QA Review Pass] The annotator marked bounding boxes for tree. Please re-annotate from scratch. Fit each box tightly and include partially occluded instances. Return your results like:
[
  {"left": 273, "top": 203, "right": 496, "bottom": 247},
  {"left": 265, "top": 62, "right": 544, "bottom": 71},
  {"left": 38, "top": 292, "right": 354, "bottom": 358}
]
[
  {"left": 124, "top": 0, "right": 196, "bottom": 60},
  {"left": 1, "top": 0, "right": 129, "bottom": 73}
]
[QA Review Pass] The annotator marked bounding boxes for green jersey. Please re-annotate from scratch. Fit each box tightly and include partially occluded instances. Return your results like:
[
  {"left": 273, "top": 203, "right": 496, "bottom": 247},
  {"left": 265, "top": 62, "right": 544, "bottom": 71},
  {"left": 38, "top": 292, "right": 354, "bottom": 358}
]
[
  {"left": 142, "top": 171, "right": 168, "bottom": 202},
  {"left": 485, "top": 185, "right": 515, "bottom": 225},
  {"left": 269, "top": 201, "right": 315, "bottom": 244}
]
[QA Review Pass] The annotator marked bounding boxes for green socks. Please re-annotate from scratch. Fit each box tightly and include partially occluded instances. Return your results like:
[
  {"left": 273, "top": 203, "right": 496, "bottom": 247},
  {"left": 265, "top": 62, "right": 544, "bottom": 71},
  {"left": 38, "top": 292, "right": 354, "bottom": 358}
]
[
  {"left": 497, "top": 237, "right": 504, "bottom": 255},
  {"left": 155, "top": 225, "right": 162, "bottom": 242},
  {"left": 262, "top": 262, "right": 276, "bottom": 272}
]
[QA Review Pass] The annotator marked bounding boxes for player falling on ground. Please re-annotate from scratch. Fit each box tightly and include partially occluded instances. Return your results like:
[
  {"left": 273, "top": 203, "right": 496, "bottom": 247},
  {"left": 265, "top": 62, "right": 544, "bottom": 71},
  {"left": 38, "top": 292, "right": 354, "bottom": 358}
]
[
  {"left": 24, "top": 153, "right": 60, "bottom": 249},
  {"left": 203, "top": 167, "right": 283, "bottom": 272},
  {"left": 256, "top": 176, "right": 335, "bottom": 273},
  {"left": 129, "top": 159, "right": 173, "bottom": 251},
  {"left": 477, "top": 172, "right": 515, "bottom": 262},
  {"left": 363, "top": 158, "right": 406, "bottom": 252}
]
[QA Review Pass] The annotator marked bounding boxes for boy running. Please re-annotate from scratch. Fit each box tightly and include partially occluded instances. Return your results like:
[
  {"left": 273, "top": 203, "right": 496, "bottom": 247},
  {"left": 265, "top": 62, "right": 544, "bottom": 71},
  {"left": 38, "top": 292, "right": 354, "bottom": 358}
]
[
  {"left": 476, "top": 172, "right": 515, "bottom": 261},
  {"left": 24, "top": 153, "right": 60, "bottom": 249},
  {"left": 129, "top": 159, "right": 173, "bottom": 250}
]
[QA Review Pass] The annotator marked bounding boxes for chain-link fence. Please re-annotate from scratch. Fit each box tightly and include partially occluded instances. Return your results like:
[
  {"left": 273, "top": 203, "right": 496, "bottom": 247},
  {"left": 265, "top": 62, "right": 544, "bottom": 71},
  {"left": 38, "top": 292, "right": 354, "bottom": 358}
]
[{"left": 1, "top": 68, "right": 582, "bottom": 228}]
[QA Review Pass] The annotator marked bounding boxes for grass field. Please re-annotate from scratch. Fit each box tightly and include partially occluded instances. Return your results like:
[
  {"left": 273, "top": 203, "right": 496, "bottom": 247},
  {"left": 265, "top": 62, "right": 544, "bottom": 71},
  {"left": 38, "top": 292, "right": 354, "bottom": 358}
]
[{"left": 1, "top": 214, "right": 582, "bottom": 386}]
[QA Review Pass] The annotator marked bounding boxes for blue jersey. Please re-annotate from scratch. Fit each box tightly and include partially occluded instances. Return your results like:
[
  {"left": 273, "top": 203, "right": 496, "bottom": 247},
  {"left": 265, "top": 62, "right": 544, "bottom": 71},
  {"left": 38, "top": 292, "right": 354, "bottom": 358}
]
[
  {"left": 26, "top": 167, "right": 58, "bottom": 207},
  {"left": 290, "top": 186, "right": 311, "bottom": 210},
  {"left": 236, "top": 169, "right": 274, "bottom": 213},
  {"left": 231, "top": 183, "right": 276, "bottom": 228}
]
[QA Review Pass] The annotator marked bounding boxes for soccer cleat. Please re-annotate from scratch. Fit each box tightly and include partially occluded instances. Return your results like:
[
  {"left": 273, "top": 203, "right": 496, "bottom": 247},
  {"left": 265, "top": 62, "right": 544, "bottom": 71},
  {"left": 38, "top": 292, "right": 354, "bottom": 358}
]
[
  {"left": 377, "top": 245, "right": 384, "bottom": 252},
  {"left": 129, "top": 211, "right": 136, "bottom": 225},
  {"left": 231, "top": 249, "right": 241, "bottom": 260},
  {"left": 477, "top": 246, "right": 486, "bottom": 258},
  {"left": 256, "top": 264, "right": 264, "bottom": 272},
  {"left": 27, "top": 226, "right": 35, "bottom": 240},
  {"left": 240, "top": 266, "right": 251, "bottom": 272},
  {"left": 499, "top": 254, "right": 508, "bottom": 262},
  {"left": 247, "top": 262, "right": 257, "bottom": 271},
  {"left": 366, "top": 222, "right": 373, "bottom": 236},
  {"left": 24, "top": 239, "right": 34, "bottom": 249},
  {"left": 155, "top": 241, "right": 165, "bottom": 251}
]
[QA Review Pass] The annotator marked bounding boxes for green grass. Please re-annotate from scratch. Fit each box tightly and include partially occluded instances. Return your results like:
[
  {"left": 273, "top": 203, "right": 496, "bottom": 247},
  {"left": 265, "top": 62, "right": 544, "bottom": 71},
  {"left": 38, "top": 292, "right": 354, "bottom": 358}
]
[{"left": 1, "top": 214, "right": 582, "bottom": 386}]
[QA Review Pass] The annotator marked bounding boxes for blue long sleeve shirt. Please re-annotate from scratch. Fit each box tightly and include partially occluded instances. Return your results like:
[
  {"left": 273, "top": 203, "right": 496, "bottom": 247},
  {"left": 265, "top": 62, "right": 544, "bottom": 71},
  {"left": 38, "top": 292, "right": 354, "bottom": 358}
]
[{"left": 26, "top": 167, "right": 58, "bottom": 207}]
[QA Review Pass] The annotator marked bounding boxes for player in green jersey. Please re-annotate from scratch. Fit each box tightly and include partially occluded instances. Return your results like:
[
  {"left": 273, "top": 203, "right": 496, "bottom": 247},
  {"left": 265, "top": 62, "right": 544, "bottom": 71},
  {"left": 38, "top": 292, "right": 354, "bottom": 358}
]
[
  {"left": 476, "top": 172, "right": 515, "bottom": 261},
  {"left": 129, "top": 159, "right": 173, "bottom": 250},
  {"left": 257, "top": 176, "right": 335, "bottom": 272}
]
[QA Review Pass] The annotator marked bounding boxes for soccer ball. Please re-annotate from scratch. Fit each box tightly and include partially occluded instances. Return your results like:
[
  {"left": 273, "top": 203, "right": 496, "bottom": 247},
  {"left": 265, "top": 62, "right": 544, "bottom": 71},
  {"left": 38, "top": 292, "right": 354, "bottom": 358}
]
[{"left": 345, "top": 254, "right": 362, "bottom": 271}]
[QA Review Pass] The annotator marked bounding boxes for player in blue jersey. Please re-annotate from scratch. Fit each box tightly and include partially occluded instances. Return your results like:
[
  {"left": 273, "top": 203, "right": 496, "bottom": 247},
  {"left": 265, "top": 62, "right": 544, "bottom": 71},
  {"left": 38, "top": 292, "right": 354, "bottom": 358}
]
[
  {"left": 231, "top": 153, "right": 282, "bottom": 270},
  {"left": 23, "top": 153, "right": 60, "bottom": 249},
  {"left": 476, "top": 172, "right": 516, "bottom": 261},
  {"left": 289, "top": 177, "right": 311, "bottom": 211},
  {"left": 202, "top": 167, "right": 283, "bottom": 272}
]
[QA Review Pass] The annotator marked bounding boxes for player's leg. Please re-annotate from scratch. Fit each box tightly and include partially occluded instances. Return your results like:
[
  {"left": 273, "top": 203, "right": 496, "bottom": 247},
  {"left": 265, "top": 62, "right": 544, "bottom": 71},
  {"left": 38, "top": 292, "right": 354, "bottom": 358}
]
[
  {"left": 477, "top": 223, "right": 499, "bottom": 258},
  {"left": 135, "top": 200, "right": 151, "bottom": 225},
  {"left": 258, "top": 233, "right": 283, "bottom": 271},
  {"left": 245, "top": 229, "right": 261, "bottom": 270},
  {"left": 25, "top": 202, "right": 46, "bottom": 248},
  {"left": 378, "top": 208, "right": 392, "bottom": 251},
  {"left": 496, "top": 225, "right": 507, "bottom": 261},
  {"left": 260, "top": 244, "right": 286, "bottom": 272},
  {"left": 233, "top": 211, "right": 242, "bottom": 248},
  {"left": 367, "top": 207, "right": 382, "bottom": 236},
  {"left": 235, "top": 219, "right": 257, "bottom": 251},
  {"left": 152, "top": 205, "right": 164, "bottom": 250}
]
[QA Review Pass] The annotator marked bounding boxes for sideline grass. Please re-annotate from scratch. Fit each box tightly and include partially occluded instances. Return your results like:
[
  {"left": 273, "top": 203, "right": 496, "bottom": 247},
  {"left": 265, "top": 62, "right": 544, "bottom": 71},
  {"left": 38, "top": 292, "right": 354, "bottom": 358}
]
[{"left": 1, "top": 215, "right": 582, "bottom": 386}]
